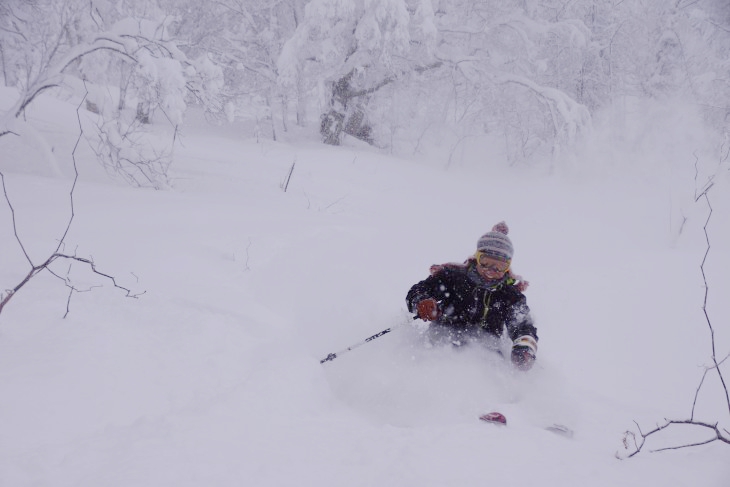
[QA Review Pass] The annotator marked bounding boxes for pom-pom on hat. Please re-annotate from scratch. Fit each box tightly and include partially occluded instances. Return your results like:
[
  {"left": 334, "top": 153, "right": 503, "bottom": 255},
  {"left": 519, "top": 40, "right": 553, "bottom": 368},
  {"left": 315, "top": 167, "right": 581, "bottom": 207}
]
[{"left": 476, "top": 221, "right": 514, "bottom": 262}]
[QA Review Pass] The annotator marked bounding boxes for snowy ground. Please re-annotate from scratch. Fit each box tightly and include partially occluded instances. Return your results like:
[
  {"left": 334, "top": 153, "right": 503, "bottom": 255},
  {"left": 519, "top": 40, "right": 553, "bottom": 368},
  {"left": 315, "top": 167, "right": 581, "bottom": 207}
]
[{"left": 1, "top": 88, "right": 729, "bottom": 486}]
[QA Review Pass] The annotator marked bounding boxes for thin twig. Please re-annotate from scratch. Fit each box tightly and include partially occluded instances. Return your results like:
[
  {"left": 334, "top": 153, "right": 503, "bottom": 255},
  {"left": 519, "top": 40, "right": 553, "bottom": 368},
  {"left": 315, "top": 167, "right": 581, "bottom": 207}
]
[
  {"left": 282, "top": 159, "right": 296, "bottom": 192},
  {"left": 54, "top": 80, "right": 86, "bottom": 254},
  {"left": 0, "top": 172, "right": 34, "bottom": 266},
  {"left": 0, "top": 85, "right": 144, "bottom": 319},
  {"left": 695, "top": 189, "right": 730, "bottom": 415},
  {"left": 622, "top": 153, "right": 730, "bottom": 458},
  {"left": 243, "top": 238, "right": 252, "bottom": 271},
  {"left": 691, "top": 367, "right": 709, "bottom": 421}
]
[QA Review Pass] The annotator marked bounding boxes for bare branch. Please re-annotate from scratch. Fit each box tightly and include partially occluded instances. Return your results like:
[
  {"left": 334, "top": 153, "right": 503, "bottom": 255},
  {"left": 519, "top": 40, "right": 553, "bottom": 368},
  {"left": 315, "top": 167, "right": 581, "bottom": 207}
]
[
  {"left": 51, "top": 253, "right": 144, "bottom": 299},
  {"left": 52, "top": 80, "right": 87, "bottom": 254},
  {"left": 689, "top": 152, "right": 729, "bottom": 413},
  {"left": 691, "top": 366, "right": 709, "bottom": 421},
  {"left": 694, "top": 163, "right": 730, "bottom": 415},
  {"left": 0, "top": 83, "right": 144, "bottom": 319},
  {"left": 0, "top": 250, "right": 146, "bottom": 316},
  {"left": 622, "top": 153, "right": 730, "bottom": 458},
  {"left": 622, "top": 419, "right": 730, "bottom": 458},
  {"left": 0, "top": 171, "right": 34, "bottom": 266}
]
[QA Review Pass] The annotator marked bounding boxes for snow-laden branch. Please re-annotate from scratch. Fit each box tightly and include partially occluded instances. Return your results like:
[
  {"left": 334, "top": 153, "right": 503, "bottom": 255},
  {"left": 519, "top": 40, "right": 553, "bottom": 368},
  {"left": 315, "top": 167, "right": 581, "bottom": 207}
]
[
  {"left": 496, "top": 73, "right": 592, "bottom": 142},
  {"left": 1, "top": 14, "right": 194, "bottom": 133},
  {"left": 492, "top": 13, "right": 591, "bottom": 51},
  {"left": 6, "top": 34, "right": 137, "bottom": 121}
]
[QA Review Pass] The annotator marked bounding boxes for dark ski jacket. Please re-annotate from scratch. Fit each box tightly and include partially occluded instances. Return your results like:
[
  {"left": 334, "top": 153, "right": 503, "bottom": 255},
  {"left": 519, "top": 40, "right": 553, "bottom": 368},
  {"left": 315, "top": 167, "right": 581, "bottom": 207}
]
[{"left": 406, "top": 261, "right": 538, "bottom": 343}]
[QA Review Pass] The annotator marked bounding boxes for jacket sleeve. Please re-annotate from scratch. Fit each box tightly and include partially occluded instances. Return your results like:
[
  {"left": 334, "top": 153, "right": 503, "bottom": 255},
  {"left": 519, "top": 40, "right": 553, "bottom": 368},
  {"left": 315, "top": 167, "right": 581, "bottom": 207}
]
[
  {"left": 406, "top": 276, "right": 433, "bottom": 313},
  {"left": 406, "top": 275, "right": 439, "bottom": 313},
  {"left": 504, "top": 291, "right": 538, "bottom": 344}
]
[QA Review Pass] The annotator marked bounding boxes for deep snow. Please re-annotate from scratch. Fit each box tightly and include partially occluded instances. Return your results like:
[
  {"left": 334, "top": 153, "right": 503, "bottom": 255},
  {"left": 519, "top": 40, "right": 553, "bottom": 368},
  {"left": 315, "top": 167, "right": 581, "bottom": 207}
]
[{"left": 1, "top": 87, "right": 729, "bottom": 486}]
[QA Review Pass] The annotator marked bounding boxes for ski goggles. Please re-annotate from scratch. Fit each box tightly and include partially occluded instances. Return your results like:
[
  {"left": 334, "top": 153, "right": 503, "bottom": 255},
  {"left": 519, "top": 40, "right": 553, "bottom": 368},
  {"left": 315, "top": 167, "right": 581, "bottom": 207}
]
[{"left": 475, "top": 251, "right": 510, "bottom": 274}]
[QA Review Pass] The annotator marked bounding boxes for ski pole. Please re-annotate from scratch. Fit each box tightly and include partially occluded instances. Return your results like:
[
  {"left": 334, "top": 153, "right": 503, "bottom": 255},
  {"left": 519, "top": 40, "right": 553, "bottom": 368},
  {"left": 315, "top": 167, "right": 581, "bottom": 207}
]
[{"left": 320, "top": 316, "right": 417, "bottom": 364}]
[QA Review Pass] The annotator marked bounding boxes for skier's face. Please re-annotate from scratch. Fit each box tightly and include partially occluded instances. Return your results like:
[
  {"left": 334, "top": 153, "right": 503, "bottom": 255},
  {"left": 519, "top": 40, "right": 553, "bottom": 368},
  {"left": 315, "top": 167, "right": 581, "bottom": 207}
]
[{"left": 475, "top": 252, "right": 510, "bottom": 280}]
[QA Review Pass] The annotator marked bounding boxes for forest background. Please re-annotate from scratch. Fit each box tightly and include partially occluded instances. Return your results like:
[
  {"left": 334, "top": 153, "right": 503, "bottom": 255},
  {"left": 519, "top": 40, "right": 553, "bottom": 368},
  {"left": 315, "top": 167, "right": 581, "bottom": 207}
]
[{"left": 2, "top": 0, "right": 729, "bottom": 180}]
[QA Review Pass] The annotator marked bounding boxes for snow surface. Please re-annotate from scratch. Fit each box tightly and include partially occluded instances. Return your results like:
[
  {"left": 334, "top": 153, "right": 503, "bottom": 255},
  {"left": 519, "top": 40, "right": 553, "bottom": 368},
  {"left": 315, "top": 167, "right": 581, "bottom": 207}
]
[{"left": 1, "top": 87, "right": 729, "bottom": 486}]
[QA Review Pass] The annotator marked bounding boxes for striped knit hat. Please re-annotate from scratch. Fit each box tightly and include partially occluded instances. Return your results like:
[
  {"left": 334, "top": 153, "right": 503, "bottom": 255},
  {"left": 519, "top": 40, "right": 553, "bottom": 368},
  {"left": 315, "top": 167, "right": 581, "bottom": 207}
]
[{"left": 476, "top": 221, "right": 514, "bottom": 262}]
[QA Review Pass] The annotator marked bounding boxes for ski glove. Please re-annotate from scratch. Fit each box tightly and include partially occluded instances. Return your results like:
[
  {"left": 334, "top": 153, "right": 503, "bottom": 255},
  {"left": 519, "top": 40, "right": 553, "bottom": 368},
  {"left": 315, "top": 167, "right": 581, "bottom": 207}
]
[
  {"left": 511, "top": 336, "right": 537, "bottom": 371},
  {"left": 416, "top": 298, "right": 441, "bottom": 321}
]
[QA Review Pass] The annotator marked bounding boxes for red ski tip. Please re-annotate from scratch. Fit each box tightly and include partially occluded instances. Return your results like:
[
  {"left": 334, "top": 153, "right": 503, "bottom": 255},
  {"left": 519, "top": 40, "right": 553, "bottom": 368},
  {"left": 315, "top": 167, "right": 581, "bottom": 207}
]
[{"left": 479, "top": 412, "right": 507, "bottom": 425}]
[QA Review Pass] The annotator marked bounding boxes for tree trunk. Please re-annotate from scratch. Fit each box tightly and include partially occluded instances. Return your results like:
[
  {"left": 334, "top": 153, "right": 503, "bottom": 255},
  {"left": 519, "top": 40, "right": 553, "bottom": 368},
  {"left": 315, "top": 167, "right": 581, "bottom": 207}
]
[
  {"left": 0, "top": 44, "right": 7, "bottom": 86},
  {"left": 118, "top": 60, "right": 131, "bottom": 112},
  {"left": 296, "top": 75, "right": 307, "bottom": 126},
  {"left": 136, "top": 102, "right": 150, "bottom": 124}
]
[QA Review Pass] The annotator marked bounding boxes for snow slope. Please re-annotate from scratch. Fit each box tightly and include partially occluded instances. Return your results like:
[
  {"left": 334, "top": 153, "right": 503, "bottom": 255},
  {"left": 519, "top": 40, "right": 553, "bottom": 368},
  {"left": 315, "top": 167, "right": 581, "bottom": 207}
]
[{"left": 1, "top": 88, "right": 729, "bottom": 486}]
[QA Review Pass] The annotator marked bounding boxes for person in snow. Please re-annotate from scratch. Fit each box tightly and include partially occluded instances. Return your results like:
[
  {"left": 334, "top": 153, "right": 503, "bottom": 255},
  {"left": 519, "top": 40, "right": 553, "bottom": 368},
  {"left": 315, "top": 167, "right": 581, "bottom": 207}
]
[{"left": 406, "top": 222, "right": 538, "bottom": 371}]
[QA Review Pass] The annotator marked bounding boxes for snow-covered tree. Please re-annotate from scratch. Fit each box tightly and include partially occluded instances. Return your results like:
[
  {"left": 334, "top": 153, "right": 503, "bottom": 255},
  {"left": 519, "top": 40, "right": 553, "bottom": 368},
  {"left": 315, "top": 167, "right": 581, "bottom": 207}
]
[
  {"left": 397, "top": 1, "right": 592, "bottom": 160},
  {"left": 4, "top": 0, "right": 728, "bottom": 167},
  {"left": 0, "top": 0, "right": 222, "bottom": 186},
  {"left": 276, "top": 0, "right": 595, "bottom": 160},
  {"left": 583, "top": 0, "right": 730, "bottom": 145},
  {"left": 167, "top": 0, "right": 299, "bottom": 138},
  {"left": 278, "top": 0, "right": 438, "bottom": 145}
]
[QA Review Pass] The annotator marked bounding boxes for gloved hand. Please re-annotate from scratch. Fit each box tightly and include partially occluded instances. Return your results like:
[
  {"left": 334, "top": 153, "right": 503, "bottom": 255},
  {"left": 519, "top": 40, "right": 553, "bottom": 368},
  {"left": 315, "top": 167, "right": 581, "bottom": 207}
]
[
  {"left": 511, "top": 345, "right": 536, "bottom": 371},
  {"left": 416, "top": 298, "right": 441, "bottom": 321},
  {"left": 511, "top": 335, "right": 537, "bottom": 371}
]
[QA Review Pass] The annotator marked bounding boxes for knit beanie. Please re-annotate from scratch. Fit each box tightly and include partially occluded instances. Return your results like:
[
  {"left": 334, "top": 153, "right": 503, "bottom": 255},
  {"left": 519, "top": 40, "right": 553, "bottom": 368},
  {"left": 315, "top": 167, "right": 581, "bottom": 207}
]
[{"left": 476, "top": 221, "right": 514, "bottom": 262}]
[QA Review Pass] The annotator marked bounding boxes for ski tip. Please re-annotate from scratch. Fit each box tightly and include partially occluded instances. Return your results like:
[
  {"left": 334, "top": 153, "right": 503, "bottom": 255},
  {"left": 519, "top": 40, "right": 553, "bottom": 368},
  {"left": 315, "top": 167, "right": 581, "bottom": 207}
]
[
  {"left": 478, "top": 413, "right": 573, "bottom": 437},
  {"left": 479, "top": 412, "right": 507, "bottom": 425},
  {"left": 545, "top": 424, "right": 574, "bottom": 438}
]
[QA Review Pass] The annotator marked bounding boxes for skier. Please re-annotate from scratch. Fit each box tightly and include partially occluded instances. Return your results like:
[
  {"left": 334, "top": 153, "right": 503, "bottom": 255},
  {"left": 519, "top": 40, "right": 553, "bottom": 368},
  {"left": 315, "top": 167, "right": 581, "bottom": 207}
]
[{"left": 406, "top": 222, "right": 538, "bottom": 371}]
